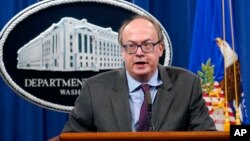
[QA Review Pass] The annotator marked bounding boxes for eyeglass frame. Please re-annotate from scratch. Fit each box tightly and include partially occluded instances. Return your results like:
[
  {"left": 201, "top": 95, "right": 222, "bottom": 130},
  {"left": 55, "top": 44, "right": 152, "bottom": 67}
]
[{"left": 122, "top": 40, "right": 162, "bottom": 54}]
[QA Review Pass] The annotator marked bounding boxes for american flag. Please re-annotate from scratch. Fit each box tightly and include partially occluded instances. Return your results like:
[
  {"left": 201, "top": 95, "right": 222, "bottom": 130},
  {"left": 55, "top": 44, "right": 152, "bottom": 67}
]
[{"left": 202, "top": 81, "right": 236, "bottom": 131}]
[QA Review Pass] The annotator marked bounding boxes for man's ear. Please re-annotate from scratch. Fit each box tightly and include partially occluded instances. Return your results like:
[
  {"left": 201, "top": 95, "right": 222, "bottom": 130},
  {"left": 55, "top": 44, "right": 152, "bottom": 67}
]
[
  {"left": 159, "top": 42, "right": 164, "bottom": 57},
  {"left": 121, "top": 48, "right": 126, "bottom": 60}
]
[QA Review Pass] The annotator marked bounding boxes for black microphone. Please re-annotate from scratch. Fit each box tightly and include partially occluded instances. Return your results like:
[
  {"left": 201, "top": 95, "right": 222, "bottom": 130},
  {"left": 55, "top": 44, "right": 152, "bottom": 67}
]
[{"left": 145, "top": 91, "right": 154, "bottom": 131}]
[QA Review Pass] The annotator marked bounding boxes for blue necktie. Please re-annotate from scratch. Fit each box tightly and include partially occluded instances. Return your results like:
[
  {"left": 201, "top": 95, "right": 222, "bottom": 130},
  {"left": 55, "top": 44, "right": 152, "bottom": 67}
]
[{"left": 137, "top": 84, "right": 150, "bottom": 131}]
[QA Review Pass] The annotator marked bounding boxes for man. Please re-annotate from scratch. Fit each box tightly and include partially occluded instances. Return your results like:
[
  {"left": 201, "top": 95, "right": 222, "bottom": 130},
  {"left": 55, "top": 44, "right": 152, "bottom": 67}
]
[{"left": 62, "top": 15, "right": 216, "bottom": 132}]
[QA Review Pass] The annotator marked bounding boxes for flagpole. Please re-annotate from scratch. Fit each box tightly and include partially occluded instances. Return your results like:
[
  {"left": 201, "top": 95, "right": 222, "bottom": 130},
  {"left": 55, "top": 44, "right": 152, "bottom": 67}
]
[
  {"left": 228, "top": 0, "right": 241, "bottom": 125},
  {"left": 222, "top": 0, "right": 230, "bottom": 132}
]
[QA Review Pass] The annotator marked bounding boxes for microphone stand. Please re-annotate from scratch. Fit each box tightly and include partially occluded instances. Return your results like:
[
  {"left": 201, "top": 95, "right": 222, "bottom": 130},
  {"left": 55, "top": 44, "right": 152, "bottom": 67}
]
[{"left": 145, "top": 91, "right": 154, "bottom": 131}]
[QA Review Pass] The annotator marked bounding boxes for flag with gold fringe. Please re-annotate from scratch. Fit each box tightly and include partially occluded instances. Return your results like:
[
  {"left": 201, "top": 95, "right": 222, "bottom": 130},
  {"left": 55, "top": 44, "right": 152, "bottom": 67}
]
[{"left": 189, "top": 0, "right": 249, "bottom": 131}]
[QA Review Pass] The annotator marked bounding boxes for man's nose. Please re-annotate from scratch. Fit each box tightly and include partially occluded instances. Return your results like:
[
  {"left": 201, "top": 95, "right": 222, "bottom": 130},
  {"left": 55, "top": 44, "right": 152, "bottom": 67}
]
[{"left": 135, "top": 46, "right": 144, "bottom": 55}]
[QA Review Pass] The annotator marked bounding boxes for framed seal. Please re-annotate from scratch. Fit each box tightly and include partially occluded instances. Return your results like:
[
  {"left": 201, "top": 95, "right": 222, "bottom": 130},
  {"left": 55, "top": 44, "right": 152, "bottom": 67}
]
[{"left": 0, "top": 0, "right": 172, "bottom": 112}]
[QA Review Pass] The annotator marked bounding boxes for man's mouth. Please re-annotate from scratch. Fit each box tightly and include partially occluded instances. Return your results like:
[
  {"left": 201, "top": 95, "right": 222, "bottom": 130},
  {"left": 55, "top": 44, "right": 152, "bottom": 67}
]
[{"left": 134, "top": 61, "right": 147, "bottom": 65}]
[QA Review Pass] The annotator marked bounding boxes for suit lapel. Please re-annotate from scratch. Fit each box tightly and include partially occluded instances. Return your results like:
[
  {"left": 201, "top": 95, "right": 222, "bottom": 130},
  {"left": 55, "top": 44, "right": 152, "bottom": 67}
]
[
  {"left": 110, "top": 69, "right": 132, "bottom": 131},
  {"left": 152, "top": 65, "right": 174, "bottom": 131},
  {"left": 109, "top": 66, "right": 174, "bottom": 131}
]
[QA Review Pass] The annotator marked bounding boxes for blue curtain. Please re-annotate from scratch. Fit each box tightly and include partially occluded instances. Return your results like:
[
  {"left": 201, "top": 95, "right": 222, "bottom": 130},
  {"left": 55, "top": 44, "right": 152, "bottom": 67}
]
[
  {"left": 0, "top": 0, "right": 68, "bottom": 141},
  {"left": 0, "top": 0, "right": 250, "bottom": 140},
  {"left": 234, "top": 0, "right": 250, "bottom": 121}
]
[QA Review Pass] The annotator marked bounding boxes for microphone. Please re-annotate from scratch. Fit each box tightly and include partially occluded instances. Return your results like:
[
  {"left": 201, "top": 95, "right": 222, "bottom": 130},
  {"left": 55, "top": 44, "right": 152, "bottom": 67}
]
[{"left": 145, "top": 91, "right": 154, "bottom": 131}]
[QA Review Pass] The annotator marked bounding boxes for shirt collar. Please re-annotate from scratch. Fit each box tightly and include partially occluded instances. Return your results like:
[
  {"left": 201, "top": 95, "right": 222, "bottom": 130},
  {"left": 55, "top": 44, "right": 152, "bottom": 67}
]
[{"left": 126, "top": 69, "right": 162, "bottom": 93}]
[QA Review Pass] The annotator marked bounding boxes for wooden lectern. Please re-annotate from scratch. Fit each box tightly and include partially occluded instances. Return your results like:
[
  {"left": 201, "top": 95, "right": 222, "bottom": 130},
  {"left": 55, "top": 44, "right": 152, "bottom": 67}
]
[{"left": 58, "top": 131, "right": 229, "bottom": 141}]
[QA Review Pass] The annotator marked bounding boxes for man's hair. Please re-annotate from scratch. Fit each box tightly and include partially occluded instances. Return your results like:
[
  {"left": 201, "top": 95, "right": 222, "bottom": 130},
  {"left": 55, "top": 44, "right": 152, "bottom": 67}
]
[{"left": 118, "top": 15, "right": 164, "bottom": 46}]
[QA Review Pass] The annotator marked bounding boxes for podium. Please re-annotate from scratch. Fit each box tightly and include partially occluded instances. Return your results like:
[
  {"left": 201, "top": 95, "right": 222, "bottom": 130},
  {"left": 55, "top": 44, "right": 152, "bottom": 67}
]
[{"left": 59, "top": 131, "right": 229, "bottom": 141}]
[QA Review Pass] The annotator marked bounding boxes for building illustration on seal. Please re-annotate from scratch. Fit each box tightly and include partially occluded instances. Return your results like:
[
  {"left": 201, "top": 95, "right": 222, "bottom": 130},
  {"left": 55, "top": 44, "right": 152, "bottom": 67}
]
[{"left": 17, "top": 17, "right": 123, "bottom": 72}]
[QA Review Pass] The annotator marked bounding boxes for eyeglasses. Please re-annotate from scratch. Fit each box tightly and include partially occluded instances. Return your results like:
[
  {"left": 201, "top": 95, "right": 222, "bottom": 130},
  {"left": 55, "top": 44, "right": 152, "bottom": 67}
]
[{"left": 122, "top": 40, "right": 161, "bottom": 54}]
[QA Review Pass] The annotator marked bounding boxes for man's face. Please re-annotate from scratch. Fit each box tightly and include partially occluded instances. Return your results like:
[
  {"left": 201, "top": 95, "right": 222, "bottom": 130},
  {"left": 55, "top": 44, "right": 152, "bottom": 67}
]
[{"left": 121, "top": 18, "right": 164, "bottom": 83}]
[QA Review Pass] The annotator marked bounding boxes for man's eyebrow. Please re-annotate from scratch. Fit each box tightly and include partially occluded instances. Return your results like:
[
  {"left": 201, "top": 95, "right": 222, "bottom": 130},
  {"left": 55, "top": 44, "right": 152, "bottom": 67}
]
[{"left": 126, "top": 39, "right": 152, "bottom": 44}]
